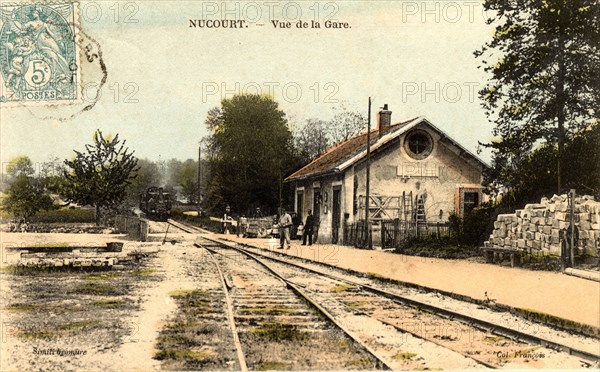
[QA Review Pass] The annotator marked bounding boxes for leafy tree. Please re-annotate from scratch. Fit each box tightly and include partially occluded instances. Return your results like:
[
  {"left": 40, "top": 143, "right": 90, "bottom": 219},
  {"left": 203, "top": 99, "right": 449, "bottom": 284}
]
[
  {"left": 179, "top": 159, "right": 198, "bottom": 204},
  {"left": 485, "top": 121, "right": 600, "bottom": 209},
  {"left": 127, "top": 158, "right": 162, "bottom": 204},
  {"left": 476, "top": 0, "right": 600, "bottom": 192},
  {"left": 204, "top": 94, "right": 296, "bottom": 214},
  {"left": 563, "top": 121, "right": 600, "bottom": 194},
  {"left": 3, "top": 175, "right": 53, "bottom": 221},
  {"left": 63, "top": 130, "right": 138, "bottom": 225},
  {"left": 39, "top": 157, "right": 69, "bottom": 196},
  {"left": 6, "top": 156, "right": 35, "bottom": 178},
  {"left": 1, "top": 156, "right": 52, "bottom": 221}
]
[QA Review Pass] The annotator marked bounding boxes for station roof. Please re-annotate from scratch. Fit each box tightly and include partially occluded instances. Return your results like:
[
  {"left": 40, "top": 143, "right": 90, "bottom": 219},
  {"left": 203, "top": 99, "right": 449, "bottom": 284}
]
[{"left": 286, "top": 117, "right": 489, "bottom": 181}]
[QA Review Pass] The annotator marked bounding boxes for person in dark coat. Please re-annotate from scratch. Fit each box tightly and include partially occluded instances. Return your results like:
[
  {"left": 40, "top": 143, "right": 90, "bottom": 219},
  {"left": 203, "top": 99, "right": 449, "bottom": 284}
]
[{"left": 301, "top": 209, "right": 314, "bottom": 245}]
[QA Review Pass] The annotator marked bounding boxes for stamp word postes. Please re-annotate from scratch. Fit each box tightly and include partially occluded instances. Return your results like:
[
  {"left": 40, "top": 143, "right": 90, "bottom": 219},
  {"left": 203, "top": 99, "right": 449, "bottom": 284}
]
[{"left": 0, "top": 3, "right": 80, "bottom": 106}]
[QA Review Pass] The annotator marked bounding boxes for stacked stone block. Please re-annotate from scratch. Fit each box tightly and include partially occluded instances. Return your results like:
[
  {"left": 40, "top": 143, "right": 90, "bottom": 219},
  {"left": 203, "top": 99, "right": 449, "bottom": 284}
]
[{"left": 483, "top": 195, "right": 600, "bottom": 256}]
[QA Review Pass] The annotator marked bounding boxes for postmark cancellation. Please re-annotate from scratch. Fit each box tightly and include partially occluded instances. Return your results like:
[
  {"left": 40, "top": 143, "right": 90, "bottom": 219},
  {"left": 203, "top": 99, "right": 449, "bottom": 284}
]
[{"left": 0, "top": 2, "right": 81, "bottom": 106}]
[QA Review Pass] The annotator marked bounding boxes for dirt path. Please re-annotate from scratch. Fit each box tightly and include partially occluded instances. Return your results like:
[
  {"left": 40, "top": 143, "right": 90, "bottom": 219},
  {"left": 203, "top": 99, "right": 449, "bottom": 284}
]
[
  {"left": 0, "top": 233, "right": 200, "bottom": 372},
  {"left": 111, "top": 241, "right": 198, "bottom": 371}
]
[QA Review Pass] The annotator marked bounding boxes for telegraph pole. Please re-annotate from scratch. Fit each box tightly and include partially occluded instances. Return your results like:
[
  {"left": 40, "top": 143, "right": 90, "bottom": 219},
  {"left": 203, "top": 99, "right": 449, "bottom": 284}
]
[
  {"left": 197, "top": 145, "right": 201, "bottom": 216},
  {"left": 569, "top": 189, "right": 575, "bottom": 267},
  {"left": 365, "top": 97, "right": 372, "bottom": 249}
]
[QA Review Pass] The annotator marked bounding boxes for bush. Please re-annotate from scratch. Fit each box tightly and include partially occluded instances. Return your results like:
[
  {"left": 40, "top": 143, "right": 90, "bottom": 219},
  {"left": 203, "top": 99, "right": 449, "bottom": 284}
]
[
  {"left": 448, "top": 202, "right": 497, "bottom": 246},
  {"left": 29, "top": 208, "right": 96, "bottom": 223}
]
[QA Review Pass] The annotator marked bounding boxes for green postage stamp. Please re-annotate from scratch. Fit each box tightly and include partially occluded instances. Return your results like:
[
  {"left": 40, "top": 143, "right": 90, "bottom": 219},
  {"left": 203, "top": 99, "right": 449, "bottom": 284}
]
[{"left": 0, "top": 3, "right": 80, "bottom": 105}]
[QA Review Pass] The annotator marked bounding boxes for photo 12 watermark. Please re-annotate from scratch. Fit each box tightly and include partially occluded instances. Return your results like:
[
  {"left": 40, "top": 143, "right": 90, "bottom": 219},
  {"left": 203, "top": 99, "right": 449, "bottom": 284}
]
[{"left": 201, "top": 81, "right": 340, "bottom": 104}]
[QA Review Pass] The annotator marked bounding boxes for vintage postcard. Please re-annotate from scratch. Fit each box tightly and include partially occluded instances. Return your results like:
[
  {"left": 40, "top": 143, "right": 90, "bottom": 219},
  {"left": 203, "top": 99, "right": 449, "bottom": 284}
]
[{"left": 1, "top": 1, "right": 598, "bottom": 371}]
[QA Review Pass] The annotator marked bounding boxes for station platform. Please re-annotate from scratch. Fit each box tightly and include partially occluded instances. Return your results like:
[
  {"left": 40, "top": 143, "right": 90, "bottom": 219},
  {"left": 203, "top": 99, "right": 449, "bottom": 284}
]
[{"left": 212, "top": 233, "right": 600, "bottom": 329}]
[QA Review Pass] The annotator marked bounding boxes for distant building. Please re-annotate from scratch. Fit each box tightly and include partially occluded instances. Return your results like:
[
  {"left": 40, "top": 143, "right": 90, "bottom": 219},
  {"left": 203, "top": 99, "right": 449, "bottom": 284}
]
[{"left": 285, "top": 105, "right": 489, "bottom": 244}]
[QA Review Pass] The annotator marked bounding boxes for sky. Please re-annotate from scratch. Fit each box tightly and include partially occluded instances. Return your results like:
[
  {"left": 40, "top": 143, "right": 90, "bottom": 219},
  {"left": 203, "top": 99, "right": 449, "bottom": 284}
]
[{"left": 1, "top": 0, "right": 496, "bottom": 168}]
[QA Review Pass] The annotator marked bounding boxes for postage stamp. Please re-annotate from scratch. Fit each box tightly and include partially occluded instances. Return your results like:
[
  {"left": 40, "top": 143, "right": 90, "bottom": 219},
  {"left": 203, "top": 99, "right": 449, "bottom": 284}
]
[{"left": 0, "top": 2, "right": 80, "bottom": 106}]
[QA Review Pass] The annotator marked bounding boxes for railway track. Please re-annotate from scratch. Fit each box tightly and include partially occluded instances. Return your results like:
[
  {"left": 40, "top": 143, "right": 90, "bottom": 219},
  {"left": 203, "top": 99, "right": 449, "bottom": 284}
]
[
  {"left": 199, "top": 241, "right": 390, "bottom": 370},
  {"left": 168, "top": 219, "right": 600, "bottom": 370}
]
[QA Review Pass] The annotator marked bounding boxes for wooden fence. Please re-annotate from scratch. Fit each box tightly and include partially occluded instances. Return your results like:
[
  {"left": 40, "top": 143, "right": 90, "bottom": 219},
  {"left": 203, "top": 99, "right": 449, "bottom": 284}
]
[{"left": 344, "top": 219, "right": 451, "bottom": 249}]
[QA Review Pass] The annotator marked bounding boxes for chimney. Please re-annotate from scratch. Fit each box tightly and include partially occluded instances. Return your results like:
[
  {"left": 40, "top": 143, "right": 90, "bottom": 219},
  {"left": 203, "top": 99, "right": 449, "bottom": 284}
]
[{"left": 377, "top": 104, "right": 392, "bottom": 137}]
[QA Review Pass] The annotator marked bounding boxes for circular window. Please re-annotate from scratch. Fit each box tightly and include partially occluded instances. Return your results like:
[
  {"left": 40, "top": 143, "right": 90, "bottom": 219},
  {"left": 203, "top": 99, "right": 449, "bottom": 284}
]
[{"left": 404, "top": 130, "right": 433, "bottom": 160}]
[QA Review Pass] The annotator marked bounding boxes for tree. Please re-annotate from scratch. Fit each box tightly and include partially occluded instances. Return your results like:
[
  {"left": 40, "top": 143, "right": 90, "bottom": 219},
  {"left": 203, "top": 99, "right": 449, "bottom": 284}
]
[
  {"left": 484, "top": 121, "right": 600, "bottom": 209},
  {"left": 63, "top": 130, "right": 138, "bottom": 225},
  {"left": 292, "top": 104, "right": 367, "bottom": 163},
  {"left": 328, "top": 103, "right": 367, "bottom": 145},
  {"left": 5, "top": 155, "right": 35, "bottom": 178},
  {"left": 204, "top": 94, "right": 297, "bottom": 214},
  {"left": 294, "top": 118, "right": 331, "bottom": 162},
  {"left": 2, "top": 156, "right": 53, "bottom": 221},
  {"left": 476, "top": 0, "right": 600, "bottom": 192},
  {"left": 127, "top": 158, "right": 162, "bottom": 204},
  {"left": 179, "top": 159, "right": 198, "bottom": 204}
]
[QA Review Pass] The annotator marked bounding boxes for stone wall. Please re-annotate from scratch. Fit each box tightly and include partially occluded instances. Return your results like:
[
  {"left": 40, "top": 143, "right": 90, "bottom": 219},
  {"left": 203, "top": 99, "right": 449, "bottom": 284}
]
[
  {"left": 484, "top": 195, "right": 600, "bottom": 256},
  {"left": 115, "top": 215, "right": 148, "bottom": 241}
]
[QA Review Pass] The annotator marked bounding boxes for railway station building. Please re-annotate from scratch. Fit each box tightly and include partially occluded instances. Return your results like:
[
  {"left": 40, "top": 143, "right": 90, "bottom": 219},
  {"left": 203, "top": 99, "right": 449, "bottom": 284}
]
[{"left": 285, "top": 105, "right": 489, "bottom": 245}]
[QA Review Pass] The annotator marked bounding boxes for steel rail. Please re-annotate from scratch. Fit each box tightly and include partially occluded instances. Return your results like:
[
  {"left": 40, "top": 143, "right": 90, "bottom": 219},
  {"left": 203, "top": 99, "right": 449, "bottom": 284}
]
[
  {"left": 195, "top": 242, "right": 393, "bottom": 370},
  {"left": 199, "top": 234, "right": 600, "bottom": 365},
  {"left": 202, "top": 245, "right": 248, "bottom": 371},
  {"left": 199, "top": 240, "right": 499, "bottom": 370},
  {"left": 171, "top": 219, "right": 599, "bottom": 365},
  {"left": 199, "top": 240, "right": 501, "bottom": 369},
  {"left": 167, "top": 219, "right": 207, "bottom": 234}
]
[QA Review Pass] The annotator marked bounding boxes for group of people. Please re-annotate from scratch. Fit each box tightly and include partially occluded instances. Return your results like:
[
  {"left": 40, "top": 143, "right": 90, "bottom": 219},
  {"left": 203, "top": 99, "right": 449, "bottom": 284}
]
[{"left": 278, "top": 209, "right": 315, "bottom": 249}]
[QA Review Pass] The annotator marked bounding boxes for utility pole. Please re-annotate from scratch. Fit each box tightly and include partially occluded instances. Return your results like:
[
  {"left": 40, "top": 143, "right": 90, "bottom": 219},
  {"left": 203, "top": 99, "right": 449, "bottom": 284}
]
[
  {"left": 197, "top": 145, "right": 201, "bottom": 216},
  {"left": 569, "top": 189, "right": 575, "bottom": 267},
  {"left": 365, "top": 97, "right": 372, "bottom": 249}
]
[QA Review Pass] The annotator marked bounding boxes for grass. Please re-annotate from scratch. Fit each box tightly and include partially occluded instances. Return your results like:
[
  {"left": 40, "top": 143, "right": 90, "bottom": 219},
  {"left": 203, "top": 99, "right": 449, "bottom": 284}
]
[
  {"left": 334, "top": 340, "right": 352, "bottom": 349},
  {"left": 165, "top": 321, "right": 205, "bottom": 330},
  {"left": 6, "top": 304, "right": 40, "bottom": 311},
  {"left": 483, "top": 335, "right": 504, "bottom": 343},
  {"left": 345, "top": 358, "right": 373, "bottom": 369},
  {"left": 169, "top": 289, "right": 205, "bottom": 297},
  {"left": 29, "top": 208, "right": 96, "bottom": 223},
  {"left": 91, "top": 299, "right": 127, "bottom": 308},
  {"left": 84, "top": 272, "right": 121, "bottom": 282},
  {"left": 18, "top": 330, "right": 56, "bottom": 340},
  {"left": 57, "top": 320, "right": 102, "bottom": 330},
  {"left": 519, "top": 307, "right": 595, "bottom": 335},
  {"left": 170, "top": 289, "right": 211, "bottom": 309},
  {"left": 154, "top": 349, "right": 212, "bottom": 361},
  {"left": 74, "top": 283, "right": 123, "bottom": 296},
  {"left": 6, "top": 303, "right": 38, "bottom": 311},
  {"left": 248, "top": 322, "right": 308, "bottom": 342},
  {"left": 366, "top": 272, "right": 388, "bottom": 281},
  {"left": 243, "top": 306, "right": 294, "bottom": 315},
  {"left": 329, "top": 283, "right": 356, "bottom": 293},
  {"left": 256, "top": 361, "right": 288, "bottom": 371},
  {"left": 129, "top": 268, "right": 156, "bottom": 278},
  {"left": 393, "top": 351, "right": 418, "bottom": 361},
  {"left": 346, "top": 301, "right": 368, "bottom": 309}
]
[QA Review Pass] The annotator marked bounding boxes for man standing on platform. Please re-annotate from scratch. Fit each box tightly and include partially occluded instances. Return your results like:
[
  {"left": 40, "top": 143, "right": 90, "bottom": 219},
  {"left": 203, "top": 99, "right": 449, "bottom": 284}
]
[
  {"left": 278, "top": 210, "right": 292, "bottom": 249},
  {"left": 301, "top": 209, "right": 314, "bottom": 246}
]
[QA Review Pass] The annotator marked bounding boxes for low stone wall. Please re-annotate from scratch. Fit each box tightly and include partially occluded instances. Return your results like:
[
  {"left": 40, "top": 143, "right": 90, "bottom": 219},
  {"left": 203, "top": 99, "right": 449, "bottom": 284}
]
[{"left": 484, "top": 195, "right": 600, "bottom": 256}]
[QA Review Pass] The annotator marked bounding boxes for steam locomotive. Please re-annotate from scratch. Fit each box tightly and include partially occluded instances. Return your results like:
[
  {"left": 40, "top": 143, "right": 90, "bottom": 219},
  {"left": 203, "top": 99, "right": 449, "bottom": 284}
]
[{"left": 139, "top": 187, "right": 172, "bottom": 220}]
